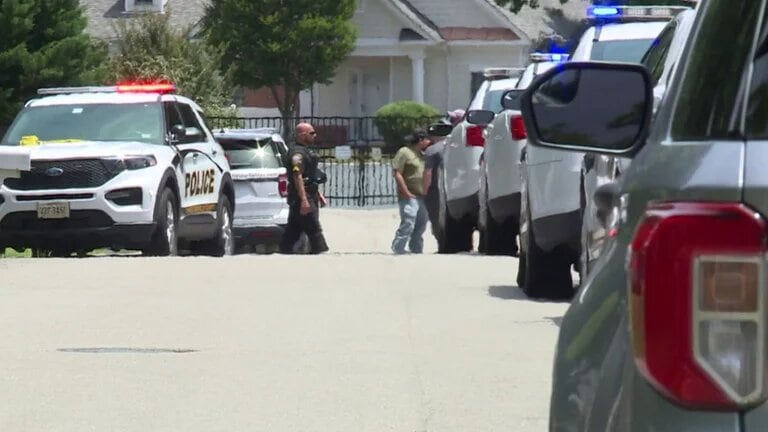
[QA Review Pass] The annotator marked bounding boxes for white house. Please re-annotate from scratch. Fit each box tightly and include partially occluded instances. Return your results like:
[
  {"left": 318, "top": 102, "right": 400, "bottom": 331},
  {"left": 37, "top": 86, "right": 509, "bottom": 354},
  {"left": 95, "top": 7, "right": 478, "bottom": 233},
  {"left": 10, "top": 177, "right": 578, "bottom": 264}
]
[
  {"left": 80, "top": 0, "right": 589, "bottom": 119},
  {"left": 298, "top": 0, "right": 590, "bottom": 118}
]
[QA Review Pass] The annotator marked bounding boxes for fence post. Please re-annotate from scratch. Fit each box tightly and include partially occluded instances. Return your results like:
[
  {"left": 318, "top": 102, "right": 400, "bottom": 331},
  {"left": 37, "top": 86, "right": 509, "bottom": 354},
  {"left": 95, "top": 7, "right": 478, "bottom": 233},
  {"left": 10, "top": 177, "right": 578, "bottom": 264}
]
[{"left": 358, "top": 147, "right": 366, "bottom": 206}]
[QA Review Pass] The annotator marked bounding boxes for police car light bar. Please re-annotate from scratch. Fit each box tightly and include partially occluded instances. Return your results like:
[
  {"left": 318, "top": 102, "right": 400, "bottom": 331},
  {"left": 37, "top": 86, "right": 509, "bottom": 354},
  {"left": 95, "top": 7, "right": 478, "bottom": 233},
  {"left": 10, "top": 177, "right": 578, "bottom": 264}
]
[
  {"left": 37, "top": 83, "right": 176, "bottom": 95},
  {"left": 530, "top": 52, "right": 569, "bottom": 63},
  {"left": 586, "top": 5, "right": 689, "bottom": 20},
  {"left": 483, "top": 67, "right": 525, "bottom": 80}
]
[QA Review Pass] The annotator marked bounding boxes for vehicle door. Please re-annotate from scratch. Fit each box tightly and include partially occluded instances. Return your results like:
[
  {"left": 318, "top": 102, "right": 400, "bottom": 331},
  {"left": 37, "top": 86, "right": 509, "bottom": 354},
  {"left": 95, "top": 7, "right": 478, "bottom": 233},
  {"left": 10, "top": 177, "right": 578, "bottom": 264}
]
[{"left": 165, "top": 101, "right": 220, "bottom": 218}]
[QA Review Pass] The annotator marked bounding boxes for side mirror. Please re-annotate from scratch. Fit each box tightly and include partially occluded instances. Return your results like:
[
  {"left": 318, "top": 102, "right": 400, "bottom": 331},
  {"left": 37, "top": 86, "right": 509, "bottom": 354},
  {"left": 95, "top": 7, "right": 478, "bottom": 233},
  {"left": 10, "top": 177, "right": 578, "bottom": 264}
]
[
  {"left": 521, "top": 62, "right": 652, "bottom": 156},
  {"left": 501, "top": 89, "right": 525, "bottom": 111},
  {"left": 465, "top": 110, "right": 495, "bottom": 126},
  {"left": 427, "top": 123, "right": 453, "bottom": 137},
  {"left": 185, "top": 126, "right": 205, "bottom": 140},
  {"left": 171, "top": 124, "right": 186, "bottom": 140}
]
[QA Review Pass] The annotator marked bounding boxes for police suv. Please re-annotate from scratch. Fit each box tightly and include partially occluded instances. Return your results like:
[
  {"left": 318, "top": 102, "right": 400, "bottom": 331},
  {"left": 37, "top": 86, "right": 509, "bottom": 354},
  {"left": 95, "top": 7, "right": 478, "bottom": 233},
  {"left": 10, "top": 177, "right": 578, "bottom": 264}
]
[
  {"left": 437, "top": 68, "right": 522, "bottom": 253},
  {"left": 213, "top": 128, "right": 291, "bottom": 252},
  {"left": 579, "top": 6, "right": 698, "bottom": 282},
  {"left": 518, "top": 5, "right": 679, "bottom": 299},
  {"left": 0, "top": 83, "right": 236, "bottom": 257},
  {"left": 477, "top": 53, "right": 568, "bottom": 256}
]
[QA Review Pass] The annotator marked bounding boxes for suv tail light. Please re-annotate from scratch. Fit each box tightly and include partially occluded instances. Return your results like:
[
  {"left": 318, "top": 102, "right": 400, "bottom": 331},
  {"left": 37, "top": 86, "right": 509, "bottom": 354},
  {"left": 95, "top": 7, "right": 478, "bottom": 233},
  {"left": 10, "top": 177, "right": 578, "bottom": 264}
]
[
  {"left": 466, "top": 125, "right": 486, "bottom": 147},
  {"left": 629, "top": 202, "right": 767, "bottom": 410},
  {"left": 511, "top": 115, "right": 527, "bottom": 140},
  {"left": 278, "top": 173, "right": 288, "bottom": 197}
]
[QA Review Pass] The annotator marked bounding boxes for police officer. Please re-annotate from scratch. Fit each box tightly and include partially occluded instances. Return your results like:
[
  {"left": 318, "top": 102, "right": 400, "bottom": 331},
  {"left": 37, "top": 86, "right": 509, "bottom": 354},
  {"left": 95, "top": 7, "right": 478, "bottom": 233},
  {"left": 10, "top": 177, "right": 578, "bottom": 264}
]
[{"left": 279, "top": 122, "right": 329, "bottom": 254}]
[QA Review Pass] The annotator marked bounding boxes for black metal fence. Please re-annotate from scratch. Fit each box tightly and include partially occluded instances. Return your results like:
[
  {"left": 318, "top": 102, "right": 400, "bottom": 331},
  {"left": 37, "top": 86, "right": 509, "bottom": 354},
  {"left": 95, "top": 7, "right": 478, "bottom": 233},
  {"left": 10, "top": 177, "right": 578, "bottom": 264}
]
[
  {"left": 207, "top": 116, "right": 441, "bottom": 207},
  {"left": 317, "top": 149, "right": 397, "bottom": 207},
  {"left": 206, "top": 115, "right": 441, "bottom": 152}
]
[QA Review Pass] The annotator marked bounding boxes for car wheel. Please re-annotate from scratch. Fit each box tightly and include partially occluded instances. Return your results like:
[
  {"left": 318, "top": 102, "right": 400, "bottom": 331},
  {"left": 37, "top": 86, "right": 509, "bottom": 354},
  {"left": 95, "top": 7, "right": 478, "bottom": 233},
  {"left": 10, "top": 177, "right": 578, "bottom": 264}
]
[
  {"left": 143, "top": 188, "right": 178, "bottom": 257},
  {"left": 521, "top": 199, "right": 574, "bottom": 300},
  {"left": 208, "top": 195, "right": 235, "bottom": 257}
]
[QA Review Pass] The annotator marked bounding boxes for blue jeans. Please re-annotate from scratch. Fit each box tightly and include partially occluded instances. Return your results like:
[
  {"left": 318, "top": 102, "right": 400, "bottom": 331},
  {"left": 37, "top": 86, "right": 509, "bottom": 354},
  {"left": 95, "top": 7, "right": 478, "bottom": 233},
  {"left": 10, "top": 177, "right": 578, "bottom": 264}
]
[{"left": 391, "top": 197, "right": 428, "bottom": 254}]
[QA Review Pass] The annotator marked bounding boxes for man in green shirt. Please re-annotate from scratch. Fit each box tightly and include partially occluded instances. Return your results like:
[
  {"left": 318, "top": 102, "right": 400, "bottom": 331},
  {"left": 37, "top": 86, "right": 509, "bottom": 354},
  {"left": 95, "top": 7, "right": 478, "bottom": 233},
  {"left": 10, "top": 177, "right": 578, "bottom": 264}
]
[{"left": 391, "top": 128, "right": 431, "bottom": 254}]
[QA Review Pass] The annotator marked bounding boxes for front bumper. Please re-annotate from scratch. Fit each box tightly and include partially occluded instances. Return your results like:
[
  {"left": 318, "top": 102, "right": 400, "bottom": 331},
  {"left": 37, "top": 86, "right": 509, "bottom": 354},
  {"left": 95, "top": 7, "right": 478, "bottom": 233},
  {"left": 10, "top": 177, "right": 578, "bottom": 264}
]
[{"left": 0, "top": 210, "right": 155, "bottom": 250}]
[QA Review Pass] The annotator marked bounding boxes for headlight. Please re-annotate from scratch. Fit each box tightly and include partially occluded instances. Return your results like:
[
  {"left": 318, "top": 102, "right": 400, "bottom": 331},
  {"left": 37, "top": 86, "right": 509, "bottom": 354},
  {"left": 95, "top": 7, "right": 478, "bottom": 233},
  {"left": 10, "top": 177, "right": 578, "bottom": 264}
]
[
  {"left": 124, "top": 155, "right": 157, "bottom": 170},
  {"left": 103, "top": 155, "right": 157, "bottom": 174}
]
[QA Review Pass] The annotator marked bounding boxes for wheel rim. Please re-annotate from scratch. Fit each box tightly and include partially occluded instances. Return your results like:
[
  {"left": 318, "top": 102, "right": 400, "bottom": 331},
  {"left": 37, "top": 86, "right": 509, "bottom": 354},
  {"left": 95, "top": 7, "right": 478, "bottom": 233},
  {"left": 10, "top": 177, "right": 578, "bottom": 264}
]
[
  {"left": 221, "top": 207, "right": 233, "bottom": 255},
  {"left": 166, "top": 204, "right": 177, "bottom": 255}
]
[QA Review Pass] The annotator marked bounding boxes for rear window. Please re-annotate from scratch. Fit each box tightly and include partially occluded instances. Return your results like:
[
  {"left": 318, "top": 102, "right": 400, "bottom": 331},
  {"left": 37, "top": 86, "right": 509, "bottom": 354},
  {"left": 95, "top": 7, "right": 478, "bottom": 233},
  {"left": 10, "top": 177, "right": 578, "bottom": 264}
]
[
  {"left": 218, "top": 138, "right": 283, "bottom": 169},
  {"left": 590, "top": 39, "right": 657, "bottom": 63},
  {"left": 482, "top": 89, "right": 508, "bottom": 113}
]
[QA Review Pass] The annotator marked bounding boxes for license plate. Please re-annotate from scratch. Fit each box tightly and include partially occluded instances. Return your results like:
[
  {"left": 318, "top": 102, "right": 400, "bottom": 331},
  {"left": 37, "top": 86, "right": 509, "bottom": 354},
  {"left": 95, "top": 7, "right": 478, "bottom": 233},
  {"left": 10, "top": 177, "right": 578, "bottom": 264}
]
[{"left": 37, "top": 202, "right": 70, "bottom": 219}]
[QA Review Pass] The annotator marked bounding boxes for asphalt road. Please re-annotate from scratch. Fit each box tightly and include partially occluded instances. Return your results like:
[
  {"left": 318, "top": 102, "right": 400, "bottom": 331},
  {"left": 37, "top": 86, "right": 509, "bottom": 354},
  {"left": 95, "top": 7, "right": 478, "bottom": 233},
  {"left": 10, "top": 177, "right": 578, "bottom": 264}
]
[{"left": 0, "top": 208, "right": 569, "bottom": 431}]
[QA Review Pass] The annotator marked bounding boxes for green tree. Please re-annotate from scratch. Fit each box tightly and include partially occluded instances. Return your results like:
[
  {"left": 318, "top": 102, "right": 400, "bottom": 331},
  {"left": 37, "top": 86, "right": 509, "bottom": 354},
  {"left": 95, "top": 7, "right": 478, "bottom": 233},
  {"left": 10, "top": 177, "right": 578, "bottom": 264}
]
[
  {"left": 0, "top": 0, "right": 107, "bottom": 125},
  {"left": 105, "top": 10, "right": 235, "bottom": 116},
  {"left": 496, "top": 0, "right": 692, "bottom": 14},
  {"left": 203, "top": 0, "right": 358, "bottom": 135}
]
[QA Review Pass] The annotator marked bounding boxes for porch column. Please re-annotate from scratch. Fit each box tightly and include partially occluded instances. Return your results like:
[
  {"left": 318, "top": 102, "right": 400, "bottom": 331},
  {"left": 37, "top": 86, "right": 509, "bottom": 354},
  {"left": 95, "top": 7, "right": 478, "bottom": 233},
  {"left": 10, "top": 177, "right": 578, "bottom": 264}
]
[{"left": 409, "top": 53, "right": 425, "bottom": 104}]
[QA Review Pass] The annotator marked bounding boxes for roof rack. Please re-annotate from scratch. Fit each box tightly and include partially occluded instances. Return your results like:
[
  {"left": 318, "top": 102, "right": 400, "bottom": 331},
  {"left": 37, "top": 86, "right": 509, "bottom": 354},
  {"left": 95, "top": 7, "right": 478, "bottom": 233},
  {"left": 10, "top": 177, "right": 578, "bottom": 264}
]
[
  {"left": 483, "top": 67, "right": 525, "bottom": 81},
  {"left": 213, "top": 127, "right": 282, "bottom": 138},
  {"left": 586, "top": 5, "right": 690, "bottom": 21}
]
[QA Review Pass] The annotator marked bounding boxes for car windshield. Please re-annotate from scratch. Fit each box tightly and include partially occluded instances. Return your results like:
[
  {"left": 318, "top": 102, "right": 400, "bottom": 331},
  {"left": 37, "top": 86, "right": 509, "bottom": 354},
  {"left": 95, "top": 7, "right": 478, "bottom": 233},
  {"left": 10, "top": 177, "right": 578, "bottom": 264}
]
[
  {"left": 1, "top": 102, "right": 164, "bottom": 146},
  {"left": 482, "top": 89, "right": 508, "bottom": 113},
  {"left": 218, "top": 138, "right": 283, "bottom": 169},
  {"left": 590, "top": 39, "right": 657, "bottom": 63}
]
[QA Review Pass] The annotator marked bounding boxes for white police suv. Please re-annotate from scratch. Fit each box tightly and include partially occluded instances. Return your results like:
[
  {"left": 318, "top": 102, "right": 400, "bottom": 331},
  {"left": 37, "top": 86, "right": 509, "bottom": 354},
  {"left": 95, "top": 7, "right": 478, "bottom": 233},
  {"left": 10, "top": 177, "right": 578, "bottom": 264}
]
[
  {"left": 0, "top": 83, "right": 236, "bottom": 257},
  {"left": 437, "top": 68, "right": 522, "bottom": 253},
  {"left": 477, "top": 53, "right": 568, "bottom": 256},
  {"left": 579, "top": 6, "right": 698, "bottom": 282},
  {"left": 518, "top": 5, "right": 683, "bottom": 299}
]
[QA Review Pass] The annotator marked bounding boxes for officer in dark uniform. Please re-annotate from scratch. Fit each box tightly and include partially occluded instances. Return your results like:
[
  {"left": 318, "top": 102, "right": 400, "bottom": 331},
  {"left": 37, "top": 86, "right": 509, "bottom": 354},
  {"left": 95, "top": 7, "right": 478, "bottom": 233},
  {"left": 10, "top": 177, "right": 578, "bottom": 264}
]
[{"left": 279, "top": 122, "right": 329, "bottom": 254}]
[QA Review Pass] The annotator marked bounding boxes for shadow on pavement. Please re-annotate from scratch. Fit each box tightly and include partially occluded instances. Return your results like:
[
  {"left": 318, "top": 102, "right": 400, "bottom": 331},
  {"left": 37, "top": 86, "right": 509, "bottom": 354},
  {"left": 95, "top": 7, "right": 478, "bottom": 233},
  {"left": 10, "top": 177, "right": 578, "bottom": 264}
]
[{"left": 487, "top": 285, "right": 573, "bottom": 304}]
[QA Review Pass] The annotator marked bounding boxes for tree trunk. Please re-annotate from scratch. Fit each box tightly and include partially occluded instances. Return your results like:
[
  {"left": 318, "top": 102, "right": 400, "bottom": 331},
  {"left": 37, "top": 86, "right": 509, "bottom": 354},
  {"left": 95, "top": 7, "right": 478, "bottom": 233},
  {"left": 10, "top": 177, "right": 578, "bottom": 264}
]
[{"left": 271, "top": 85, "right": 297, "bottom": 141}]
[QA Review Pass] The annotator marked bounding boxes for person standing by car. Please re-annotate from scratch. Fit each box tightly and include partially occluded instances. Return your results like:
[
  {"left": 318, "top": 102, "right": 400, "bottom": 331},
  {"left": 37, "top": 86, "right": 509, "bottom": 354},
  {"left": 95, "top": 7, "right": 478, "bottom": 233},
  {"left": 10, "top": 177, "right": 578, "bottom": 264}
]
[
  {"left": 279, "top": 122, "right": 329, "bottom": 254},
  {"left": 422, "top": 110, "right": 464, "bottom": 249},
  {"left": 391, "top": 128, "right": 431, "bottom": 255}
]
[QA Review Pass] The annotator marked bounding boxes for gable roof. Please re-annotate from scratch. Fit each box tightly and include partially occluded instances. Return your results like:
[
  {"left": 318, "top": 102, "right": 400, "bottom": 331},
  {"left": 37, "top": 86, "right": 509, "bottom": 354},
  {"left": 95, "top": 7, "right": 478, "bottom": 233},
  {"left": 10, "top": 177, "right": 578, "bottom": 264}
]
[
  {"left": 80, "top": 0, "right": 208, "bottom": 41},
  {"left": 401, "top": 0, "right": 526, "bottom": 42}
]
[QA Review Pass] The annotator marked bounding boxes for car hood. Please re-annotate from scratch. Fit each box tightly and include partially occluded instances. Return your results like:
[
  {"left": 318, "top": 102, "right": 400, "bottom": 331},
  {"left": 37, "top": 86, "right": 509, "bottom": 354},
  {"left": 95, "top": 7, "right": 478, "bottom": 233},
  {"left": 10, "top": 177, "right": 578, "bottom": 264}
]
[{"left": 8, "top": 141, "right": 168, "bottom": 160}]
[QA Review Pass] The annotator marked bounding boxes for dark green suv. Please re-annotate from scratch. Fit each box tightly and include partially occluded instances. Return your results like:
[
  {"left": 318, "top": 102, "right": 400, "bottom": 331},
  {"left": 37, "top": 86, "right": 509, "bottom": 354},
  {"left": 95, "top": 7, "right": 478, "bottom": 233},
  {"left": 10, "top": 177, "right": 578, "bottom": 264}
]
[{"left": 521, "top": 0, "right": 768, "bottom": 430}]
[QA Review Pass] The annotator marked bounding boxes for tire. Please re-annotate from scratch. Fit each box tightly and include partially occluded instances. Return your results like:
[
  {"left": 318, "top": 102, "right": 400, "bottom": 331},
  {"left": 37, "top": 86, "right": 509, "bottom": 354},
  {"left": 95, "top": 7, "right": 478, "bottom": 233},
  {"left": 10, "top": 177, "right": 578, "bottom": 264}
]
[
  {"left": 143, "top": 188, "right": 178, "bottom": 257},
  {"left": 480, "top": 179, "right": 519, "bottom": 256},
  {"left": 520, "top": 199, "right": 574, "bottom": 300},
  {"left": 203, "top": 195, "right": 235, "bottom": 257}
]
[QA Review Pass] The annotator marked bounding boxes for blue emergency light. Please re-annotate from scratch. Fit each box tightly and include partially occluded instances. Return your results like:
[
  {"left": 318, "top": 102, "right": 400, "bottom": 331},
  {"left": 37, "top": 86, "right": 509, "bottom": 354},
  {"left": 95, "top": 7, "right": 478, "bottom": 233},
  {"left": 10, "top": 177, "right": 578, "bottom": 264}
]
[
  {"left": 529, "top": 52, "right": 570, "bottom": 63},
  {"left": 589, "top": 6, "right": 620, "bottom": 17}
]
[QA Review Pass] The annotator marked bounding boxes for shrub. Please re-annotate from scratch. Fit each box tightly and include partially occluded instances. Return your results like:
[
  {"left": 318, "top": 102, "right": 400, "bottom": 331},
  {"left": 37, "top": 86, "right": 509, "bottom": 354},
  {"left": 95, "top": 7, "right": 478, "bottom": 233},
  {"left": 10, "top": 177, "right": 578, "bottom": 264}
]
[{"left": 374, "top": 101, "right": 441, "bottom": 149}]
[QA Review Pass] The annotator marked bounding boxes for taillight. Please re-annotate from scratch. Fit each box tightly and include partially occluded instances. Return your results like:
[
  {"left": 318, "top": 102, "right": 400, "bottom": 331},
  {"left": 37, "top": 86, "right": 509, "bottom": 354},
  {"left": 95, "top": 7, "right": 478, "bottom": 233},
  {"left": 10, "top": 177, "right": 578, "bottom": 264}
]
[
  {"left": 629, "top": 201, "right": 767, "bottom": 410},
  {"left": 278, "top": 174, "right": 288, "bottom": 197},
  {"left": 511, "top": 115, "right": 526, "bottom": 140},
  {"left": 466, "top": 126, "right": 485, "bottom": 147}
]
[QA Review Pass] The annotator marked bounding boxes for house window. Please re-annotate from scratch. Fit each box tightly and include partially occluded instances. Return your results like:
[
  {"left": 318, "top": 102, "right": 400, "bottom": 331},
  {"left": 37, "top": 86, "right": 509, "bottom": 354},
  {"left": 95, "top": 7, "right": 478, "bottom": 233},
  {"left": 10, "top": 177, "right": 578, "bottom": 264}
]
[{"left": 470, "top": 72, "right": 485, "bottom": 97}]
